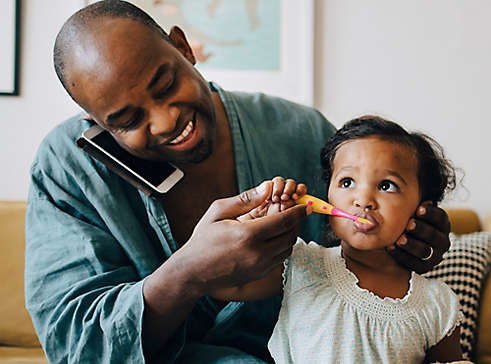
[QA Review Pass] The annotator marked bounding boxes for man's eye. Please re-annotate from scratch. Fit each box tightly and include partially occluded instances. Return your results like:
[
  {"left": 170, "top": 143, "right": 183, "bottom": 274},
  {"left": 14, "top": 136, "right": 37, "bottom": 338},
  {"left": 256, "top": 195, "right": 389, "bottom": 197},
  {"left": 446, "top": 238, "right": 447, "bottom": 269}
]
[
  {"left": 154, "top": 77, "right": 175, "bottom": 100},
  {"left": 340, "top": 178, "right": 354, "bottom": 189},
  {"left": 120, "top": 109, "right": 144, "bottom": 130},
  {"left": 379, "top": 180, "right": 399, "bottom": 192}
]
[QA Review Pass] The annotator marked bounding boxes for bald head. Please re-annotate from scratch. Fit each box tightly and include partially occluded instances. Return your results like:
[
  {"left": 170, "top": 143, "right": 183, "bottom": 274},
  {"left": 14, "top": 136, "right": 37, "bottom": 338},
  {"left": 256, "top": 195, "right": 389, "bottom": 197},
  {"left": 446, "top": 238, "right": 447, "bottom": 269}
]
[{"left": 53, "top": 0, "right": 171, "bottom": 100}]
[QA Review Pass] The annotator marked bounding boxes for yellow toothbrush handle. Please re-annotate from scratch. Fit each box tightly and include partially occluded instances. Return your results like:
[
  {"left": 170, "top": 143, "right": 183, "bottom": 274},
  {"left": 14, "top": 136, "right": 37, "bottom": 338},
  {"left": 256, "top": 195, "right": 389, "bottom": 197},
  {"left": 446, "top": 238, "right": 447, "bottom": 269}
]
[
  {"left": 295, "top": 194, "right": 334, "bottom": 214},
  {"left": 296, "top": 194, "right": 372, "bottom": 225}
]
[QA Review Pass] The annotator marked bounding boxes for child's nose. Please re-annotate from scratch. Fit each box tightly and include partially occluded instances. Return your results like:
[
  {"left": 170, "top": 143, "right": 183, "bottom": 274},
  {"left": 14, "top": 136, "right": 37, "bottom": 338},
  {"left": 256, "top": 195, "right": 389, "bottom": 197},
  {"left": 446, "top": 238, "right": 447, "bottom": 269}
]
[
  {"left": 355, "top": 200, "right": 375, "bottom": 210},
  {"left": 354, "top": 191, "right": 377, "bottom": 210}
]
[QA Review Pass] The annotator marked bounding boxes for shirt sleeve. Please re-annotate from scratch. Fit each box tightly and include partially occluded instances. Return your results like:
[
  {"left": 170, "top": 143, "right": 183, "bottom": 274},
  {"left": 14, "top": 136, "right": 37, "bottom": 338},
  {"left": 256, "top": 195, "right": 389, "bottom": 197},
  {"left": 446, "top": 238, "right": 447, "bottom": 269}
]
[
  {"left": 419, "top": 278, "right": 464, "bottom": 349},
  {"left": 283, "top": 239, "right": 328, "bottom": 296},
  {"left": 25, "top": 152, "right": 184, "bottom": 363}
]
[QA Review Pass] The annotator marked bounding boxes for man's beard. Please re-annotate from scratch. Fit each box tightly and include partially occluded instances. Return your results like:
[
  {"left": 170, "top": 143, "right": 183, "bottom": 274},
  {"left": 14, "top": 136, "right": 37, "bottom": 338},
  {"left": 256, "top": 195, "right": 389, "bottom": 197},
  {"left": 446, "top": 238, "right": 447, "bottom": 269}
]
[{"left": 178, "top": 137, "right": 214, "bottom": 164}]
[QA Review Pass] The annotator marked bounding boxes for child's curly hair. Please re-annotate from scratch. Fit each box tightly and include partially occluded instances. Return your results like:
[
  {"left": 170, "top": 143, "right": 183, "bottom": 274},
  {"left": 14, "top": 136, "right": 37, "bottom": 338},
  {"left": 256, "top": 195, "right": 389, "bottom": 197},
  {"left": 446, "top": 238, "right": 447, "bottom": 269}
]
[{"left": 320, "top": 115, "right": 457, "bottom": 204}]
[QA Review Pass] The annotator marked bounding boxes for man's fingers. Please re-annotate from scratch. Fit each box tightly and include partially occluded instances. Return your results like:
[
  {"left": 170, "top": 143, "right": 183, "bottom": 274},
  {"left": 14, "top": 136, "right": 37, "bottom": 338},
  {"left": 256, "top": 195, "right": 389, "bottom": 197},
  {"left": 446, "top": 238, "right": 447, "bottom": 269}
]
[
  {"left": 280, "top": 200, "right": 296, "bottom": 212},
  {"left": 386, "top": 245, "right": 431, "bottom": 275},
  {"left": 237, "top": 201, "right": 270, "bottom": 222},
  {"left": 395, "top": 234, "right": 443, "bottom": 265},
  {"left": 245, "top": 204, "right": 310, "bottom": 241},
  {"left": 271, "top": 245, "right": 294, "bottom": 266},
  {"left": 405, "top": 216, "right": 450, "bottom": 260},
  {"left": 200, "top": 181, "right": 273, "bottom": 224},
  {"left": 405, "top": 218, "right": 449, "bottom": 250},
  {"left": 415, "top": 203, "right": 451, "bottom": 234},
  {"left": 259, "top": 228, "right": 300, "bottom": 256}
]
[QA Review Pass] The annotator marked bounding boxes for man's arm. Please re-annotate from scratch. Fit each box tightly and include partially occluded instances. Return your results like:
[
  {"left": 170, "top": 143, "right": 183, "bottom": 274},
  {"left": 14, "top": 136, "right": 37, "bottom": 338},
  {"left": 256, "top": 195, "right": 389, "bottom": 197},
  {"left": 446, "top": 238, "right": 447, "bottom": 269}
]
[
  {"left": 209, "top": 265, "right": 284, "bottom": 302},
  {"left": 142, "top": 181, "right": 310, "bottom": 359},
  {"left": 26, "top": 197, "right": 151, "bottom": 364},
  {"left": 424, "top": 326, "right": 463, "bottom": 363},
  {"left": 27, "top": 155, "right": 308, "bottom": 364}
]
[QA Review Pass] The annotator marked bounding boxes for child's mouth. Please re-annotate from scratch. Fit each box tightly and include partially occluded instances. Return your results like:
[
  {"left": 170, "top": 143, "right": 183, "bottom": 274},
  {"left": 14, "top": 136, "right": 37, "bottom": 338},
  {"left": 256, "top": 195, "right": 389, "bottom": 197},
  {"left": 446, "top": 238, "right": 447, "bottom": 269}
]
[{"left": 353, "top": 213, "right": 378, "bottom": 232}]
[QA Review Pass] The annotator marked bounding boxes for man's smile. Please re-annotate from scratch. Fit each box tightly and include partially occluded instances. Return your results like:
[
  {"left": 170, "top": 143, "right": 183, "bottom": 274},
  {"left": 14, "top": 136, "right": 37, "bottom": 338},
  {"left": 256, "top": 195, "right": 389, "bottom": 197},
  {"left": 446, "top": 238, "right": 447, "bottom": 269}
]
[
  {"left": 155, "top": 111, "right": 202, "bottom": 152},
  {"left": 169, "top": 119, "right": 194, "bottom": 145}
]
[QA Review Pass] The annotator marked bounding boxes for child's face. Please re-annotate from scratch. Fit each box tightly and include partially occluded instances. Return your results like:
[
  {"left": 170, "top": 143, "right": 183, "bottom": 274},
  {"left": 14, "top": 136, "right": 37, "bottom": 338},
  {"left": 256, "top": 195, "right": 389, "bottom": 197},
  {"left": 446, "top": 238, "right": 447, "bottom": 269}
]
[{"left": 328, "top": 137, "right": 421, "bottom": 251}]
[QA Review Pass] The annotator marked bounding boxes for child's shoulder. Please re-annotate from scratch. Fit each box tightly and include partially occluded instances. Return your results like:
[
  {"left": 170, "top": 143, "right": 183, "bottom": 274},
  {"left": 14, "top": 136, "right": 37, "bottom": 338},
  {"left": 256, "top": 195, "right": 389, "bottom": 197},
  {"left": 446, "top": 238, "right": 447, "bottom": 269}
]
[
  {"left": 290, "top": 238, "right": 339, "bottom": 265},
  {"left": 284, "top": 238, "right": 338, "bottom": 295},
  {"left": 416, "top": 273, "right": 459, "bottom": 304},
  {"left": 413, "top": 274, "right": 463, "bottom": 346}
]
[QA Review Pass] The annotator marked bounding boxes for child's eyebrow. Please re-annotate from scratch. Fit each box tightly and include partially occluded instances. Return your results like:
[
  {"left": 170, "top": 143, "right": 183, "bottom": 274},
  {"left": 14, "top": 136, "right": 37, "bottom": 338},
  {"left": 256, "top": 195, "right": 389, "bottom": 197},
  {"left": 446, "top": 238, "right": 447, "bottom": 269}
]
[
  {"left": 384, "top": 170, "right": 408, "bottom": 185},
  {"left": 334, "top": 166, "right": 356, "bottom": 178}
]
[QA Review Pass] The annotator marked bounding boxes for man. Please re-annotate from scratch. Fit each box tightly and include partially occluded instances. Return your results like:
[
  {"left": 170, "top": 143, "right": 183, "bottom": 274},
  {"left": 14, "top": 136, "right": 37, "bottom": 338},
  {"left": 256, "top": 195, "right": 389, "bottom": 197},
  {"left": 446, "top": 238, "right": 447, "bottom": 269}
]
[{"left": 25, "top": 1, "right": 451, "bottom": 363}]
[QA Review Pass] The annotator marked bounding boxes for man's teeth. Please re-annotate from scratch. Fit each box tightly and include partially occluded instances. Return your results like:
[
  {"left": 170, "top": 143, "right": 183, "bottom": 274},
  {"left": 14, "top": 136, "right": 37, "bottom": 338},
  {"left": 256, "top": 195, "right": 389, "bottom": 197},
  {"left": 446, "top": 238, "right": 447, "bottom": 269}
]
[{"left": 169, "top": 121, "right": 194, "bottom": 145}]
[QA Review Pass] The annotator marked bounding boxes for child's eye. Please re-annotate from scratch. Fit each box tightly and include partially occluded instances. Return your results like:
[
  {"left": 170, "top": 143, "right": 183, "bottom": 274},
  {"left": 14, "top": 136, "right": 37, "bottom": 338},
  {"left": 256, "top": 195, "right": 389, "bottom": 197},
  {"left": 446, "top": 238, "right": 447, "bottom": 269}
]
[
  {"left": 339, "top": 178, "right": 354, "bottom": 189},
  {"left": 379, "top": 180, "right": 399, "bottom": 192}
]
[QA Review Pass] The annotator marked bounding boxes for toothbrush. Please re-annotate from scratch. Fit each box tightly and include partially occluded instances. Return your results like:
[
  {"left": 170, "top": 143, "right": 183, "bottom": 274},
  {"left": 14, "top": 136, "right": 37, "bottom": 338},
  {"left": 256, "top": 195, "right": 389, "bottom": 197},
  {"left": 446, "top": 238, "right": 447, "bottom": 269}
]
[{"left": 295, "top": 194, "right": 372, "bottom": 225}]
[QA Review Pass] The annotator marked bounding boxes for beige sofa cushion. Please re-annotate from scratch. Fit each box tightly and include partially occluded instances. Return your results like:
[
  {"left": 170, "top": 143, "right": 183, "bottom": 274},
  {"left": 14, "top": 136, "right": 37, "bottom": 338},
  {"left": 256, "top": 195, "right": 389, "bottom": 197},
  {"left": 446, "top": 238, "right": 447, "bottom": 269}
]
[
  {"left": 0, "top": 201, "right": 40, "bottom": 347},
  {"left": 0, "top": 346, "right": 48, "bottom": 363},
  {"left": 446, "top": 208, "right": 482, "bottom": 235}
]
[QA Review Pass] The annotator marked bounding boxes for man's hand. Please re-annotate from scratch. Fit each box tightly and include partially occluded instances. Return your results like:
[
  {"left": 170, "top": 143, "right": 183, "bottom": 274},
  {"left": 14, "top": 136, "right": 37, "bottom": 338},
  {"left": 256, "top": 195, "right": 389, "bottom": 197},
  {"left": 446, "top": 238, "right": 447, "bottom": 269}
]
[
  {"left": 177, "top": 180, "right": 311, "bottom": 296},
  {"left": 387, "top": 202, "right": 451, "bottom": 274}
]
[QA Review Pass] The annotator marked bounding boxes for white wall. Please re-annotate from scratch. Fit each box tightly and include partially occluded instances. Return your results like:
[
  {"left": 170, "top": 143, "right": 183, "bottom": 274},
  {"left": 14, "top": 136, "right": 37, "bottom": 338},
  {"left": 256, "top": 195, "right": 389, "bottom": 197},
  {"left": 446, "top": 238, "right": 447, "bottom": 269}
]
[
  {"left": 0, "top": 0, "right": 82, "bottom": 199},
  {"left": 314, "top": 0, "right": 491, "bottom": 222},
  {"left": 1, "top": 0, "right": 489, "bottom": 223}
]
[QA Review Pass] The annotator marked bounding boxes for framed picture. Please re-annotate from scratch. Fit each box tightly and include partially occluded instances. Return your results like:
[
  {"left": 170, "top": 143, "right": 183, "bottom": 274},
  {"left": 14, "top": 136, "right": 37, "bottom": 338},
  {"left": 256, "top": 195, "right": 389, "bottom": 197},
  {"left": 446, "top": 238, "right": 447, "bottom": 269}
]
[
  {"left": 84, "top": 0, "right": 314, "bottom": 106},
  {"left": 0, "top": 0, "right": 20, "bottom": 96}
]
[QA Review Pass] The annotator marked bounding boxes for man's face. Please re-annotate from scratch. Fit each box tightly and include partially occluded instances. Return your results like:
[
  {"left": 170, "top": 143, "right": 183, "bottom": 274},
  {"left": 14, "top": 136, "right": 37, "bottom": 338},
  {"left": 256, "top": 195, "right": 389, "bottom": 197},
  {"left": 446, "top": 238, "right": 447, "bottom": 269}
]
[
  {"left": 67, "top": 19, "right": 217, "bottom": 164},
  {"left": 327, "top": 137, "right": 421, "bottom": 251}
]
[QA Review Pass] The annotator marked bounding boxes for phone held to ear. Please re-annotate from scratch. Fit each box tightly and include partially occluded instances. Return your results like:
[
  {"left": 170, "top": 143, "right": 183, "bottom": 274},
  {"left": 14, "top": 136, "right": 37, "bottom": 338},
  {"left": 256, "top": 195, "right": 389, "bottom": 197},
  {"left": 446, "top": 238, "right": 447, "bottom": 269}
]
[{"left": 77, "top": 124, "right": 184, "bottom": 198}]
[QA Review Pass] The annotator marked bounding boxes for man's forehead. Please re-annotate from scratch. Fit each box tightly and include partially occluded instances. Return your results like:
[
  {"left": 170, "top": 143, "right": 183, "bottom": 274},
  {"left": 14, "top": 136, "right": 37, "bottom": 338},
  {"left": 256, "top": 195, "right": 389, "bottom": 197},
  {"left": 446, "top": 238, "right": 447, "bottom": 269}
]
[
  {"left": 65, "top": 18, "right": 175, "bottom": 115},
  {"left": 76, "top": 17, "right": 170, "bottom": 61}
]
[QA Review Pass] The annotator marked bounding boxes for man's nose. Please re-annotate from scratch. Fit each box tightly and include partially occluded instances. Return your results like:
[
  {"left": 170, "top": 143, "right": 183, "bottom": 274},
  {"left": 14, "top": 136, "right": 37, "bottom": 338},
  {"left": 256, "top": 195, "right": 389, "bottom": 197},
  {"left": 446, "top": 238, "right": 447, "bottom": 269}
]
[{"left": 148, "top": 105, "right": 180, "bottom": 136}]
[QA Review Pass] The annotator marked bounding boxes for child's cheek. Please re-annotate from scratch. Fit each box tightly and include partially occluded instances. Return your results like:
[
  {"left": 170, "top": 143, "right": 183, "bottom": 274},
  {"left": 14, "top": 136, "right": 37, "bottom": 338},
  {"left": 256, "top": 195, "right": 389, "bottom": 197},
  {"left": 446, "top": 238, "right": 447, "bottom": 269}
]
[{"left": 330, "top": 216, "right": 347, "bottom": 238}]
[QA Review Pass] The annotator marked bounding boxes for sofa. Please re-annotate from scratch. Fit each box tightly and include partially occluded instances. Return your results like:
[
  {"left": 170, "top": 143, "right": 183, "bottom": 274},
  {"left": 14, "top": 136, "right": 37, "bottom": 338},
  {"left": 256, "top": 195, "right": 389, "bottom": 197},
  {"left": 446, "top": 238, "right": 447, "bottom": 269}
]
[{"left": 0, "top": 201, "right": 490, "bottom": 363}]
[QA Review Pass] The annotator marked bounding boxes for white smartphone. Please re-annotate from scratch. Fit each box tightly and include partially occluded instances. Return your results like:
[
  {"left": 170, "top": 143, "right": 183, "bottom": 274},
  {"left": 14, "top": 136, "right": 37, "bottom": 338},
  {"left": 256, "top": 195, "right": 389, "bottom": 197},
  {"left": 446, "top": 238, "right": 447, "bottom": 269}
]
[{"left": 80, "top": 124, "right": 184, "bottom": 195}]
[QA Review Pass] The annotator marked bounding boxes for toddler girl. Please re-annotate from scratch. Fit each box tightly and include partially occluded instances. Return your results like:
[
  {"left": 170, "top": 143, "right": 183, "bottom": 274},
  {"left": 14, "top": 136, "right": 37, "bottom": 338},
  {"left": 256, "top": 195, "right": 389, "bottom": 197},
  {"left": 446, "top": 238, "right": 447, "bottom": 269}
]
[{"left": 211, "top": 116, "right": 467, "bottom": 363}]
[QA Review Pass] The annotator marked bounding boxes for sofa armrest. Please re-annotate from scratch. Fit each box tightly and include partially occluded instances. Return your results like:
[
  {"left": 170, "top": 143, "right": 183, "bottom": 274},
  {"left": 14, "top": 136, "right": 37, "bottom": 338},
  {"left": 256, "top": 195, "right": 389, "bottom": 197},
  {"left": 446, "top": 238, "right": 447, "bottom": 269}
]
[
  {"left": 476, "top": 273, "right": 491, "bottom": 364},
  {"left": 475, "top": 212, "right": 491, "bottom": 363},
  {"left": 484, "top": 213, "right": 491, "bottom": 233},
  {"left": 445, "top": 208, "right": 481, "bottom": 235}
]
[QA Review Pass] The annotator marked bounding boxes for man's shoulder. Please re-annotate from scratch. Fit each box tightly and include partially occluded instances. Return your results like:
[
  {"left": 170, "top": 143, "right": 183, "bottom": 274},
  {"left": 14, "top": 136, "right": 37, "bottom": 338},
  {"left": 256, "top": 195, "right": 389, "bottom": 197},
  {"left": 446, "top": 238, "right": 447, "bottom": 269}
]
[
  {"left": 226, "top": 88, "right": 325, "bottom": 122},
  {"left": 42, "top": 113, "right": 88, "bottom": 146},
  {"left": 32, "top": 114, "right": 92, "bottom": 174}
]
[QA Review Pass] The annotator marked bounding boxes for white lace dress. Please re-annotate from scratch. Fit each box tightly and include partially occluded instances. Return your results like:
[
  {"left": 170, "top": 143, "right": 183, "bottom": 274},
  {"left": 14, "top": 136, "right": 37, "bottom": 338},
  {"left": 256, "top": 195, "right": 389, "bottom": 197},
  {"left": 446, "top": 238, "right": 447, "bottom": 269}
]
[{"left": 268, "top": 239, "right": 463, "bottom": 364}]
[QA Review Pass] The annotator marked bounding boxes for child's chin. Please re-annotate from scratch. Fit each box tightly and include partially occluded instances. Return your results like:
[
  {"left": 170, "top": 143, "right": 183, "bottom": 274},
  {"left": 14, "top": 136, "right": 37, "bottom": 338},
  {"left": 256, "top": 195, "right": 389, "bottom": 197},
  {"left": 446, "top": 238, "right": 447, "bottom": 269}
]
[{"left": 344, "top": 236, "right": 390, "bottom": 251}]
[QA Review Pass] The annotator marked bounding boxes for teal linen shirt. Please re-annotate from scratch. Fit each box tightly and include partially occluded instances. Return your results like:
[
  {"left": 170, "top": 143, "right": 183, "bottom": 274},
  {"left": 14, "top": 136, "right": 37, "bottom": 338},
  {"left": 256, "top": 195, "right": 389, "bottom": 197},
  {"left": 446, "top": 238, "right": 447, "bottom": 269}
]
[{"left": 25, "top": 83, "right": 337, "bottom": 363}]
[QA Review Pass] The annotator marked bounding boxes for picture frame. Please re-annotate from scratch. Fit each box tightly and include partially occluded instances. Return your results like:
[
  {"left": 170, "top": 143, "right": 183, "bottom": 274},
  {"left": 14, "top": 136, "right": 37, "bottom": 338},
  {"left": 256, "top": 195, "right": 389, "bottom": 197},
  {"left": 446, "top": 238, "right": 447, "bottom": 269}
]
[
  {"left": 84, "top": 0, "right": 314, "bottom": 106},
  {"left": 199, "top": 0, "right": 314, "bottom": 106},
  {"left": 0, "top": 0, "right": 20, "bottom": 96}
]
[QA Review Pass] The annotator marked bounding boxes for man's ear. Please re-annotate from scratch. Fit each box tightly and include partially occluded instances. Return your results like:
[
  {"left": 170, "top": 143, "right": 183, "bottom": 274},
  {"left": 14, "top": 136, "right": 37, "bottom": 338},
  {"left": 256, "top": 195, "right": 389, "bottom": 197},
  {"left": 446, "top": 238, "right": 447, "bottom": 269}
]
[
  {"left": 169, "top": 26, "right": 196, "bottom": 65},
  {"left": 81, "top": 114, "right": 105, "bottom": 129},
  {"left": 81, "top": 113, "right": 95, "bottom": 123}
]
